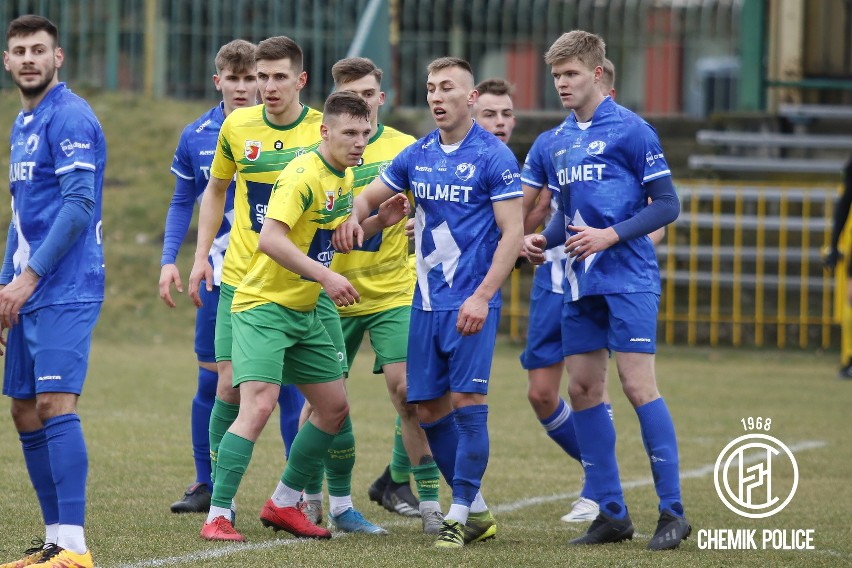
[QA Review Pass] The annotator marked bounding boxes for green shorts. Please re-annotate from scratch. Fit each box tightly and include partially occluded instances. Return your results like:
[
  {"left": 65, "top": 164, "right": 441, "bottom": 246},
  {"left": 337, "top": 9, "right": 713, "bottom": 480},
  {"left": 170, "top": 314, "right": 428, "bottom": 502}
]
[
  {"left": 340, "top": 306, "right": 410, "bottom": 374},
  {"left": 231, "top": 302, "right": 343, "bottom": 387},
  {"left": 214, "top": 282, "right": 236, "bottom": 362},
  {"left": 316, "top": 291, "right": 348, "bottom": 375}
]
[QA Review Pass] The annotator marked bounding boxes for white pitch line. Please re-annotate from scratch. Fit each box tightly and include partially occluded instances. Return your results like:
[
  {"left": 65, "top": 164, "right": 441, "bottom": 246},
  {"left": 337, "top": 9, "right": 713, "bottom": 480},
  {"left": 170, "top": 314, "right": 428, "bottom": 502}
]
[
  {"left": 108, "top": 439, "right": 828, "bottom": 568},
  {"left": 493, "top": 439, "right": 827, "bottom": 514}
]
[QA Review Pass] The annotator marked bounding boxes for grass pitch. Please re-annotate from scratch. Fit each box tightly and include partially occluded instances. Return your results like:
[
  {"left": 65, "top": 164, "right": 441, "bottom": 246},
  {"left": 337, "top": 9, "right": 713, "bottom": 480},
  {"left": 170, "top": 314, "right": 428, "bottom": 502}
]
[{"left": 0, "top": 336, "right": 849, "bottom": 568}]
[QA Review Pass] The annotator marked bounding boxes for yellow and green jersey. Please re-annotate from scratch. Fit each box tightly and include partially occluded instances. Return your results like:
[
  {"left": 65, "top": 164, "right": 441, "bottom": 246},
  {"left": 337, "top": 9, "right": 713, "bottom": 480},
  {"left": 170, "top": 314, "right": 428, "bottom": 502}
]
[
  {"left": 210, "top": 104, "right": 322, "bottom": 287},
  {"left": 334, "top": 124, "right": 416, "bottom": 316},
  {"left": 233, "top": 149, "right": 354, "bottom": 313}
]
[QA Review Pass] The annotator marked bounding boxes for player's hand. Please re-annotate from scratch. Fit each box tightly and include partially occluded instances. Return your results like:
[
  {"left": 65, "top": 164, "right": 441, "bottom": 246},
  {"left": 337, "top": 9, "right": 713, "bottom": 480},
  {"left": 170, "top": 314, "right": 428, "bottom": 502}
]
[
  {"left": 0, "top": 268, "right": 39, "bottom": 328},
  {"left": 522, "top": 233, "right": 547, "bottom": 265},
  {"left": 457, "top": 294, "right": 488, "bottom": 336},
  {"left": 404, "top": 218, "right": 415, "bottom": 240},
  {"left": 159, "top": 264, "right": 183, "bottom": 308},
  {"left": 566, "top": 225, "right": 619, "bottom": 260},
  {"left": 188, "top": 258, "right": 214, "bottom": 308},
  {"left": 824, "top": 247, "right": 842, "bottom": 274},
  {"left": 0, "top": 324, "right": 6, "bottom": 356},
  {"left": 333, "top": 217, "right": 364, "bottom": 254},
  {"left": 377, "top": 194, "right": 410, "bottom": 228},
  {"left": 320, "top": 271, "right": 360, "bottom": 308}
]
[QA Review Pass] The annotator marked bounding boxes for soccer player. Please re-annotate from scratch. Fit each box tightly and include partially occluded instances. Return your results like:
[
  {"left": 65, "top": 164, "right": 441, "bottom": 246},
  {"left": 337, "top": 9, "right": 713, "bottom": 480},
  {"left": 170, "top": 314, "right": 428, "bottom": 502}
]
[
  {"left": 185, "top": 36, "right": 320, "bottom": 525},
  {"left": 523, "top": 31, "right": 689, "bottom": 550},
  {"left": 0, "top": 14, "right": 105, "bottom": 568},
  {"left": 520, "top": 57, "right": 666, "bottom": 524},
  {"left": 327, "top": 57, "right": 443, "bottom": 533},
  {"left": 335, "top": 57, "right": 524, "bottom": 549},
  {"left": 157, "top": 39, "right": 276, "bottom": 515},
  {"left": 200, "top": 91, "right": 397, "bottom": 542},
  {"left": 472, "top": 78, "right": 516, "bottom": 143}
]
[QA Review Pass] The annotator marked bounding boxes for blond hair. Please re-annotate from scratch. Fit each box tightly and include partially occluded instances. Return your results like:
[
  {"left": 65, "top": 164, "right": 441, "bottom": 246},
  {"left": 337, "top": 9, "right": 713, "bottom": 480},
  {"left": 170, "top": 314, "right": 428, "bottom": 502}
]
[{"left": 544, "top": 30, "right": 605, "bottom": 70}]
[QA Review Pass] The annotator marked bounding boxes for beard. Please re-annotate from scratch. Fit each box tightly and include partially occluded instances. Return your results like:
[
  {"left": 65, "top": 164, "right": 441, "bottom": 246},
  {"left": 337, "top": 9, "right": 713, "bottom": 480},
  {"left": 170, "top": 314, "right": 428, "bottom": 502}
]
[{"left": 14, "top": 67, "right": 56, "bottom": 99}]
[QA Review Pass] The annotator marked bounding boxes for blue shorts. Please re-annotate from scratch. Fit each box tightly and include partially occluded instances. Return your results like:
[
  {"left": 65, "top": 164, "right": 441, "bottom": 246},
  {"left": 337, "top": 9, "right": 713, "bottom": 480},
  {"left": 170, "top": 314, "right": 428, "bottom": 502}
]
[
  {"left": 520, "top": 285, "right": 563, "bottom": 370},
  {"left": 406, "top": 307, "right": 500, "bottom": 403},
  {"left": 561, "top": 292, "right": 659, "bottom": 356},
  {"left": 195, "top": 284, "right": 219, "bottom": 363},
  {"left": 3, "top": 302, "right": 101, "bottom": 399}
]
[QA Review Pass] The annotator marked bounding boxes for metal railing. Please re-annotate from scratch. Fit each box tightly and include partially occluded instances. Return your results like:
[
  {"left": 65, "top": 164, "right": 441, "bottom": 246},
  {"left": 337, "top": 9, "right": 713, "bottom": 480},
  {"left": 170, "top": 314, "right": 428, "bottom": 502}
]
[{"left": 508, "top": 182, "right": 841, "bottom": 350}]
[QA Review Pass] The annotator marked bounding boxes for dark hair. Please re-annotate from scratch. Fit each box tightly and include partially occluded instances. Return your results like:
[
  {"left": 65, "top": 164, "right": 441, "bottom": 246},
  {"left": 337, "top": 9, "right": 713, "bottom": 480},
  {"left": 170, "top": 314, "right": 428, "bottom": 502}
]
[
  {"left": 256, "top": 36, "right": 303, "bottom": 71},
  {"left": 215, "top": 39, "right": 256, "bottom": 75},
  {"left": 332, "top": 57, "right": 383, "bottom": 87},
  {"left": 476, "top": 77, "right": 515, "bottom": 98},
  {"left": 6, "top": 14, "right": 58, "bottom": 46},
  {"left": 323, "top": 91, "right": 371, "bottom": 122}
]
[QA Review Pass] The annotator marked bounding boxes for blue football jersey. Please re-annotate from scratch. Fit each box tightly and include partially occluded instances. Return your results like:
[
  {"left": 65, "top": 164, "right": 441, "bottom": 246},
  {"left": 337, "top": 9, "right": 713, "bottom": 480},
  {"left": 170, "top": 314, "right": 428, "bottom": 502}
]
[
  {"left": 7, "top": 83, "right": 105, "bottom": 313},
  {"left": 521, "top": 122, "right": 569, "bottom": 294},
  {"left": 381, "top": 122, "right": 522, "bottom": 311},
  {"left": 546, "top": 97, "right": 670, "bottom": 301},
  {"left": 169, "top": 103, "right": 236, "bottom": 285}
]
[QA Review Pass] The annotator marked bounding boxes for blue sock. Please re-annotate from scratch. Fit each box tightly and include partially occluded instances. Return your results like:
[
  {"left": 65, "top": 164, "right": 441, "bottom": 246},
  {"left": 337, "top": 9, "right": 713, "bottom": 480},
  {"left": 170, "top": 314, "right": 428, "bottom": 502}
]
[
  {"left": 452, "top": 405, "right": 489, "bottom": 507},
  {"left": 44, "top": 414, "right": 88, "bottom": 527},
  {"left": 636, "top": 397, "right": 683, "bottom": 516},
  {"left": 573, "top": 403, "right": 626, "bottom": 519},
  {"left": 192, "top": 367, "right": 217, "bottom": 487},
  {"left": 420, "top": 412, "right": 459, "bottom": 486},
  {"left": 278, "top": 384, "right": 305, "bottom": 459},
  {"left": 20, "top": 428, "right": 59, "bottom": 525},
  {"left": 540, "top": 398, "right": 581, "bottom": 461}
]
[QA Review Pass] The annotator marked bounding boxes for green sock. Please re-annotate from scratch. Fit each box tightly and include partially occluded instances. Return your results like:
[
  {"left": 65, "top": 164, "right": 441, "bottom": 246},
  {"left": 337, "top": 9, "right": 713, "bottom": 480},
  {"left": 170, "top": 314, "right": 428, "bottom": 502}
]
[
  {"left": 389, "top": 416, "right": 411, "bottom": 484},
  {"left": 282, "top": 421, "right": 336, "bottom": 491},
  {"left": 304, "top": 466, "right": 325, "bottom": 495},
  {"left": 412, "top": 460, "right": 441, "bottom": 502},
  {"left": 208, "top": 397, "right": 239, "bottom": 484},
  {"left": 210, "top": 432, "right": 253, "bottom": 509},
  {"left": 325, "top": 415, "right": 355, "bottom": 497}
]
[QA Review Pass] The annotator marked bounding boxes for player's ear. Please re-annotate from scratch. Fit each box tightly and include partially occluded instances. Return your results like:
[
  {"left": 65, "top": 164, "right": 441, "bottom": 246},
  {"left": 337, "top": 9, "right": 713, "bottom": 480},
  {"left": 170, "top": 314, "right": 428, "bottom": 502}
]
[
  {"left": 212, "top": 74, "right": 222, "bottom": 92},
  {"left": 320, "top": 123, "right": 329, "bottom": 141},
  {"left": 54, "top": 46, "right": 64, "bottom": 70},
  {"left": 468, "top": 89, "right": 478, "bottom": 106}
]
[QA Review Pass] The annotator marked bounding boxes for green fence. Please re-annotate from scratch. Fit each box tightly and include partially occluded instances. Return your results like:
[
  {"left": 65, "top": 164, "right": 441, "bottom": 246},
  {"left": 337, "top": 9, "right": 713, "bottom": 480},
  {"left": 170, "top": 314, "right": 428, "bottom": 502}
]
[{"left": 1, "top": 0, "right": 745, "bottom": 117}]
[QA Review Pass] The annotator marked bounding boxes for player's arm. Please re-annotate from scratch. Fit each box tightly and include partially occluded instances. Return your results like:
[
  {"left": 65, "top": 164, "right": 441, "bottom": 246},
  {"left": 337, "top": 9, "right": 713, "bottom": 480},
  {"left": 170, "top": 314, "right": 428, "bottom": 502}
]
[
  {"left": 0, "top": 221, "right": 16, "bottom": 352},
  {"left": 457, "top": 197, "right": 524, "bottom": 336},
  {"left": 523, "top": 183, "right": 551, "bottom": 233},
  {"left": 0, "top": 170, "right": 96, "bottom": 328},
  {"left": 159, "top": 173, "right": 196, "bottom": 308},
  {"left": 259, "top": 217, "right": 359, "bottom": 307},
  {"left": 333, "top": 176, "right": 397, "bottom": 253},
  {"left": 358, "top": 194, "right": 410, "bottom": 241},
  {"left": 567, "top": 175, "right": 679, "bottom": 261},
  {"left": 188, "top": 175, "right": 231, "bottom": 306}
]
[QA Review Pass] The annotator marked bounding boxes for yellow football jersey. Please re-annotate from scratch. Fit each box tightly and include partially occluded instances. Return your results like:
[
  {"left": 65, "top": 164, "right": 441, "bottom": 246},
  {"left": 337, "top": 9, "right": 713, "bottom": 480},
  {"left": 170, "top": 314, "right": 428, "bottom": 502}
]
[
  {"left": 232, "top": 150, "right": 354, "bottom": 313},
  {"left": 334, "top": 124, "right": 416, "bottom": 316},
  {"left": 210, "top": 104, "right": 322, "bottom": 287}
]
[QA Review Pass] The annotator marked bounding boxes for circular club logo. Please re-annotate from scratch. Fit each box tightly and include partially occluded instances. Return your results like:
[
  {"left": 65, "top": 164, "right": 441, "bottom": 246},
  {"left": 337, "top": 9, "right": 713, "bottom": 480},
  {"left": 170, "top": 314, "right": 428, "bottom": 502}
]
[{"left": 714, "top": 433, "right": 798, "bottom": 519}]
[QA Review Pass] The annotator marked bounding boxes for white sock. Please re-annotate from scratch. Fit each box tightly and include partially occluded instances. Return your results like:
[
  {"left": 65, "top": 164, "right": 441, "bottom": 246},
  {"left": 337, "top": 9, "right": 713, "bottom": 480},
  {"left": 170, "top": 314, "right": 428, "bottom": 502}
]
[
  {"left": 303, "top": 492, "right": 323, "bottom": 503},
  {"left": 445, "top": 504, "right": 470, "bottom": 525},
  {"left": 470, "top": 492, "right": 488, "bottom": 513},
  {"left": 56, "top": 525, "right": 86, "bottom": 555},
  {"left": 206, "top": 505, "right": 232, "bottom": 524},
  {"left": 45, "top": 523, "right": 59, "bottom": 545},
  {"left": 328, "top": 495, "right": 353, "bottom": 517},
  {"left": 271, "top": 481, "right": 302, "bottom": 508}
]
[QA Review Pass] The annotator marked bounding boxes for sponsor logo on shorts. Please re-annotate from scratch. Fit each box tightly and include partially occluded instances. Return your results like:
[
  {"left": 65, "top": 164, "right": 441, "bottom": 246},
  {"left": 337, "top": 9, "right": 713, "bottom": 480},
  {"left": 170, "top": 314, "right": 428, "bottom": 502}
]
[
  {"left": 37, "top": 375, "right": 62, "bottom": 381},
  {"left": 472, "top": 378, "right": 488, "bottom": 383},
  {"left": 629, "top": 337, "right": 651, "bottom": 342}
]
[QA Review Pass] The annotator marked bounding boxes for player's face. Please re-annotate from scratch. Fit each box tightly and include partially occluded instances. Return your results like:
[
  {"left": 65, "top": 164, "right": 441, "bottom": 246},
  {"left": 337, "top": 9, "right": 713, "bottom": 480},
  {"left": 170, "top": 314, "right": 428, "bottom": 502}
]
[
  {"left": 474, "top": 93, "right": 516, "bottom": 143},
  {"left": 257, "top": 58, "right": 306, "bottom": 119},
  {"left": 4, "top": 31, "right": 63, "bottom": 103},
  {"left": 214, "top": 66, "right": 258, "bottom": 115},
  {"left": 551, "top": 57, "right": 602, "bottom": 120},
  {"left": 337, "top": 74, "right": 385, "bottom": 126},
  {"left": 321, "top": 112, "right": 372, "bottom": 171},
  {"left": 426, "top": 66, "right": 476, "bottom": 136}
]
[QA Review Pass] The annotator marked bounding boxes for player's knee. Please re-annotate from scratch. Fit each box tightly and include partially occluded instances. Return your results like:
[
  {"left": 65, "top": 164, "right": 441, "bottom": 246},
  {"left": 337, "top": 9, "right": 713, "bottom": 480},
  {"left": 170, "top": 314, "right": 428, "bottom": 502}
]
[
  {"left": 10, "top": 398, "right": 39, "bottom": 432},
  {"left": 527, "top": 384, "right": 556, "bottom": 413}
]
